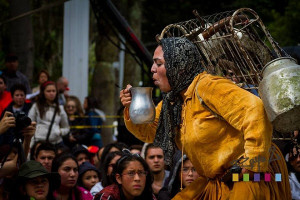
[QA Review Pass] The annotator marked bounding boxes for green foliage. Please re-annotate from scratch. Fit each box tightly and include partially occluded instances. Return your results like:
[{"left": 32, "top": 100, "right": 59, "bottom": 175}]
[
  {"left": 267, "top": 0, "right": 300, "bottom": 46},
  {"left": 142, "top": 0, "right": 237, "bottom": 51},
  {"left": 1, "top": 0, "right": 299, "bottom": 89},
  {"left": 0, "top": 0, "right": 10, "bottom": 67},
  {"left": 31, "top": 1, "right": 64, "bottom": 84},
  {"left": 141, "top": 0, "right": 299, "bottom": 50}
]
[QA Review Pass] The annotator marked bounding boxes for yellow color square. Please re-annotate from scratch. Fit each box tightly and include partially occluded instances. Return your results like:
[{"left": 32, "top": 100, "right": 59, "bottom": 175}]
[{"left": 232, "top": 173, "right": 239, "bottom": 182}]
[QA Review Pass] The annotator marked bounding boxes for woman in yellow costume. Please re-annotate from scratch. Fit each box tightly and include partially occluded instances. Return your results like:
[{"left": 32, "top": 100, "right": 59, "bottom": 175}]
[{"left": 120, "top": 37, "right": 291, "bottom": 200}]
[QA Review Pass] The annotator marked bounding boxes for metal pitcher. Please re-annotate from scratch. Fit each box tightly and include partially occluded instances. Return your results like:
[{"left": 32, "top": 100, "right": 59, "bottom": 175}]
[
  {"left": 258, "top": 57, "right": 300, "bottom": 133},
  {"left": 129, "top": 87, "right": 156, "bottom": 124}
]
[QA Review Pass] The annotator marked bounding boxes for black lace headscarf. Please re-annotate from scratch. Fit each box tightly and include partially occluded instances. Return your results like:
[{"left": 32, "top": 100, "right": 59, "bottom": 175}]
[{"left": 153, "top": 37, "right": 204, "bottom": 166}]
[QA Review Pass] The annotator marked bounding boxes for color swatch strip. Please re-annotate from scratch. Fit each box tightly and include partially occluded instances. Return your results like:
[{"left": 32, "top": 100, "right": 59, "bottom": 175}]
[{"left": 231, "top": 173, "right": 282, "bottom": 182}]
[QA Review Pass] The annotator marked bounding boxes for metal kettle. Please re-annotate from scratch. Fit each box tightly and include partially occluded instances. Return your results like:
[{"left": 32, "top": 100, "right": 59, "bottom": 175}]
[
  {"left": 129, "top": 87, "right": 156, "bottom": 124},
  {"left": 258, "top": 57, "right": 300, "bottom": 133}
]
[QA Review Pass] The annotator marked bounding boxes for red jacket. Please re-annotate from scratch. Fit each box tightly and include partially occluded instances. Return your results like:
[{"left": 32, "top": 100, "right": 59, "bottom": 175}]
[
  {"left": 94, "top": 184, "right": 157, "bottom": 200},
  {"left": 0, "top": 91, "right": 12, "bottom": 116},
  {"left": 94, "top": 184, "right": 121, "bottom": 200}
]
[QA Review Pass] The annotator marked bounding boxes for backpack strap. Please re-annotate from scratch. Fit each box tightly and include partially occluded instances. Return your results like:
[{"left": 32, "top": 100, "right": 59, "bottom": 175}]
[
  {"left": 46, "top": 107, "right": 57, "bottom": 142},
  {"left": 195, "top": 79, "right": 225, "bottom": 121}
]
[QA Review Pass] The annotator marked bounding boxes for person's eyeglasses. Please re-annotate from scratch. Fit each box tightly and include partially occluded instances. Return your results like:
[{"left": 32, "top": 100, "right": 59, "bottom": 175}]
[
  {"left": 66, "top": 105, "right": 75, "bottom": 108},
  {"left": 122, "top": 170, "right": 148, "bottom": 178},
  {"left": 181, "top": 167, "right": 197, "bottom": 174}
]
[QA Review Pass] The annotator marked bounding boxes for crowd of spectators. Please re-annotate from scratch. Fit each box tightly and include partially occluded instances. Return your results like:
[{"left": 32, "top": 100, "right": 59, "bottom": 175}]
[{"left": 0, "top": 52, "right": 299, "bottom": 200}]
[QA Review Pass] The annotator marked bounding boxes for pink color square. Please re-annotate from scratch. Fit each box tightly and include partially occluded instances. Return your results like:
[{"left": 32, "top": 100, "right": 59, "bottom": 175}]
[{"left": 264, "top": 173, "right": 271, "bottom": 182}]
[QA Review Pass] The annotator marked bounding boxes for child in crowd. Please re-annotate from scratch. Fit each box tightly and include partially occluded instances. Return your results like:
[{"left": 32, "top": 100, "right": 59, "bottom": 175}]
[
  {"left": 94, "top": 150, "right": 156, "bottom": 200},
  {"left": 78, "top": 161, "right": 100, "bottom": 191},
  {"left": 71, "top": 144, "right": 91, "bottom": 166},
  {"left": 51, "top": 153, "right": 93, "bottom": 200},
  {"left": 1, "top": 83, "right": 32, "bottom": 117}
]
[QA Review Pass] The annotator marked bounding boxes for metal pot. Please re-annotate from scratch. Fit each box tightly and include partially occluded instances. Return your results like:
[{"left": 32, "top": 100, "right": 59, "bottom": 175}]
[
  {"left": 129, "top": 87, "right": 156, "bottom": 124},
  {"left": 258, "top": 57, "right": 300, "bottom": 133}
]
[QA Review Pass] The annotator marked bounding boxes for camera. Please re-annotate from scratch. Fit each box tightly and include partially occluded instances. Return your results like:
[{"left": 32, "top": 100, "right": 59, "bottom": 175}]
[
  {"left": 0, "top": 112, "right": 31, "bottom": 169},
  {"left": 13, "top": 111, "right": 31, "bottom": 134}
]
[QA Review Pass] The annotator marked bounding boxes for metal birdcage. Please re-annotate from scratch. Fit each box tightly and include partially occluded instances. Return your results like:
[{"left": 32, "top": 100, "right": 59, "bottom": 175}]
[
  {"left": 156, "top": 8, "right": 289, "bottom": 93},
  {"left": 156, "top": 8, "right": 300, "bottom": 137}
]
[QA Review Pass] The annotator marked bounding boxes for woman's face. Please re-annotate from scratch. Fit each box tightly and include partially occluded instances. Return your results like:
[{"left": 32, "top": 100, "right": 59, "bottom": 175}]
[
  {"left": 181, "top": 160, "right": 199, "bottom": 187},
  {"left": 82, "top": 170, "right": 99, "bottom": 191},
  {"left": 39, "top": 72, "right": 48, "bottom": 85},
  {"left": 44, "top": 84, "right": 57, "bottom": 103},
  {"left": 151, "top": 46, "right": 171, "bottom": 93},
  {"left": 107, "top": 155, "right": 121, "bottom": 176},
  {"left": 13, "top": 89, "right": 25, "bottom": 107},
  {"left": 58, "top": 158, "right": 78, "bottom": 188},
  {"left": 76, "top": 153, "right": 90, "bottom": 166},
  {"left": 65, "top": 100, "right": 77, "bottom": 115},
  {"left": 116, "top": 160, "right": 146, "bottom": 199},
  {"left": 24, "top": 176, "right": 49, "bottom": 200}
]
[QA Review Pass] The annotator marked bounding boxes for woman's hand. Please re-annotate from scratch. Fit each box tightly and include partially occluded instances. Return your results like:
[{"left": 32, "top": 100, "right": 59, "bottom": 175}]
[
  {"left": 0, "top": 112, "right": 15, "bottom": 135},
  {"left": 21, "top": 121, "right": 36, "bottom": 141},
  {"left": 120, "top": 84, "right": 132, "bottom": 108},
  {"left": 22, "top": 121, "right": 36, "bottom": 159}
]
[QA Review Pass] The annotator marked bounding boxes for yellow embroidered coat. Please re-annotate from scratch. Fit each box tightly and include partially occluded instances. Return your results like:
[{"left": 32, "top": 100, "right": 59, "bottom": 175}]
[
  {"left": 124, "top": 72, "right": 290, "bottom": 199},
  {"left": 125, "top": 72, "right": 272, "bottom": 176}
]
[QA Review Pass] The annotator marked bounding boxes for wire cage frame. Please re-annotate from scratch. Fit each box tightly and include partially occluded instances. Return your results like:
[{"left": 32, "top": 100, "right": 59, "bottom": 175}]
[
  {"left": 156, "top": 8, "right": 290, "bottom": 94},
  {"left": 156, "top": 8, "right": 298, "bottom": 140}
]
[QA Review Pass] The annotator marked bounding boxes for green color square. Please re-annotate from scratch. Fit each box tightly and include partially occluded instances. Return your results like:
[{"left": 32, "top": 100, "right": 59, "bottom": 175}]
[{"left": 243, "top": 173, "right": 249, "bottom": 181}]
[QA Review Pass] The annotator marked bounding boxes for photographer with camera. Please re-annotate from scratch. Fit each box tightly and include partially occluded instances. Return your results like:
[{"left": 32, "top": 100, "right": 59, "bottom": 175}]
[
  {"left": 0, "top": 111, "right": 36, "bottom": 178},
  {"left": 0, "top": 83, "right": 32, "bottom": 118}
]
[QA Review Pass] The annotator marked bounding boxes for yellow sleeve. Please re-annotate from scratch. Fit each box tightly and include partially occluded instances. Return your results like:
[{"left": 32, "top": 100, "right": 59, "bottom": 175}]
[
  {"left": 124, "top": 101, "right": 162, "bottom": 143},
  {"left": 197, "top": 75, "right": 272, "bottom": 172}
]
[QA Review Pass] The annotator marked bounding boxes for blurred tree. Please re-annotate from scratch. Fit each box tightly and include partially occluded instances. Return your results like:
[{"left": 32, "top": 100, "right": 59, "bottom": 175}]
[
  {"left": 91, "top": 21, "right": 118, "bottom": 145},
  {"left": 7, "top": 0, "right": 34, "bottom": 83},
  {"left": 268, "top": 0, "right": 300, "bottom": 46},
  {"left": 141, "top": 0, "right": 299, "bottom": 51},
  {"left": 142, "top": 0, "right": 235, "bottom": 51},
  {"left": 31, "top": 0, "right": 64, "bottom": 85},
  {"left": 0, "top": 0, "right": 298, "bottom": 110},
  {"left": 90, "top": 0, "right": 144, "bottom": 145},
  {"left": 118, "top": 0, "right": 142, "bottom": 89}
]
